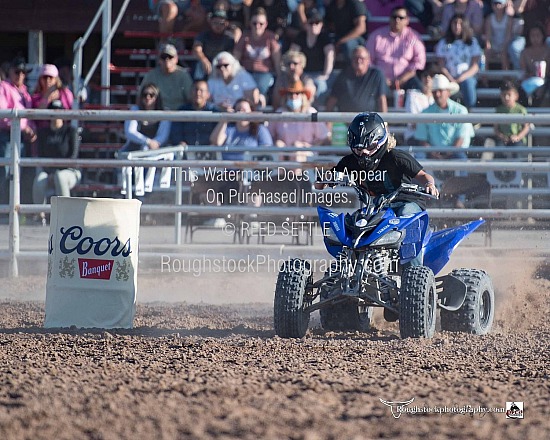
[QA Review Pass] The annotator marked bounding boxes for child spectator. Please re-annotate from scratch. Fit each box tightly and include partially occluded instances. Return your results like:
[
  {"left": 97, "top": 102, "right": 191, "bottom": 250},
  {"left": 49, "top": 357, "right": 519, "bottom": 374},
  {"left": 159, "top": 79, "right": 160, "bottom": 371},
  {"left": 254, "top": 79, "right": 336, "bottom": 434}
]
[
  {"left": 494, "top": 80, "right": 530, "bottom": 146},
  {"left": 519, "top": 22, "right": 550, "bottom": 105}
]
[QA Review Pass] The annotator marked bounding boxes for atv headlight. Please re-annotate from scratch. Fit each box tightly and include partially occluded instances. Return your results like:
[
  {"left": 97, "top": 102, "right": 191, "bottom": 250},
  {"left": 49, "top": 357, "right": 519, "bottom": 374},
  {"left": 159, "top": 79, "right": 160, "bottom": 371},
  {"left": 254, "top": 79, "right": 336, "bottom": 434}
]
[{"left": 371, "top": 230, "right": 404, "bottom": 247}]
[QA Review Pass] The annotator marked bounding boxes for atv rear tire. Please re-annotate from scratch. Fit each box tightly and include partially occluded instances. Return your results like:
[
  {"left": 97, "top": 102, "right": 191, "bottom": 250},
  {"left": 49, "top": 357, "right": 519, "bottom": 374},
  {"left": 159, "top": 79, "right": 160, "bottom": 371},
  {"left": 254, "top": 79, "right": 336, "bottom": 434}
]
[
  {"left": 399, "top": 266, "right": 437, "bottom": 338},
  {"left": 274, "top": 259, "right": 313, "bottom": 338},
  {"left": 440, "top": 269, "right": 494, "bottom": 335},
  {"left": 319, "top": 264, "right": 373, "bottom": 332}
]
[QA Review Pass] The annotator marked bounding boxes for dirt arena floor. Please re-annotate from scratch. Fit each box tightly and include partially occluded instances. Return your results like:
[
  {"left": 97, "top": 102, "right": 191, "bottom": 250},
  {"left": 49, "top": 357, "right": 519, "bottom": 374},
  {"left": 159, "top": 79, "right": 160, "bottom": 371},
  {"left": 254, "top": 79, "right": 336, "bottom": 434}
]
[{"left": 1, "top": 226, "right": 549, "bottom": 439}]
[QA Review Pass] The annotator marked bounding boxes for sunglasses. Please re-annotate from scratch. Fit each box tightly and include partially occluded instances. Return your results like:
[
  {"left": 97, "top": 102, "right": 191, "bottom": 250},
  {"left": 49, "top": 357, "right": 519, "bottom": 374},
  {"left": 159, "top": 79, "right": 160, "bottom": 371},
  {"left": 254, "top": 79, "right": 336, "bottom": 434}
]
[
  {"left": 142, "top": 92, "right": 157, "bottom": 98},
  {"left": 160, "top": 54, "right": 174, "bottom": 60},
  {"left": 14, "top": 70, "right": 26, "bottom": 75},
  {"left": 309, "top": 21, "right": 322, "bottom": 25},
  {"left": 216, "top": 63, "right": 230, "bottom": 69},
  {"left": 391, "top": 15, "right": 407, "bottom": 20}
]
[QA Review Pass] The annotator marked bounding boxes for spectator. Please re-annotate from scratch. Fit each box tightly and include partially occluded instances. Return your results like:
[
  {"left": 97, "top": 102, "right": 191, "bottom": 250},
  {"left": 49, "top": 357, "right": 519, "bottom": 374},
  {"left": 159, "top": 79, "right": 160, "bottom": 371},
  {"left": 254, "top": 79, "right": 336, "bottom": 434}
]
[
  {"left": 435, "top": 14, "right": 482, "bottom": 108},
  {"left": 233, "top": 7, "right": 282, "bottom": 98},
  {"left": 139, "top": 44, "right": 194, "bottom": 110},
  {"left": 440, "top": 0, "right": 484, "bottom": 37},
  {"left": 170, "top": 80, "right": 221, "bottom": 147},
  {"left": 122, "top": 83, "right": 171, "bottom": 152},
  {"left": 192, "top": 9, "right": 236, "bottom": 80},
  {"left": 31, "top": 64, "right": 74, "bottom": 130},
  {"left": 366, "top": 5, "right": 426, "bottom": 96},
  {"left": 507, "top": 0, "right": 529, "bottom": 70},
  {"left": 286, "top": 0, "right": 324, "bottom": 41},
  {"left": 405, "top": 0, "right": 445, "bottom": 30},
  {"left": 324, "top": 0, "right": 368, "bottom": 66},
  {"left": 403, "top": 67, "right": 437, "bottom": 145},
  {"left": 211, "top": 0, "right": 244, "bottom": 41},
  {"left": 271, "top": 50, "right": 316, "bottom": 110},
  {"left": 414, "top": 74, "right": 474, "bottom": 202},
  {"left": 483, "top": 0, "right": 513, "bottom": 70},
  {"left": 250, "top": 0, "right": 290, "bottom": 40},
  {"left": 208, "top": 51, "right": 264, "bottom": 110},
  {"left": 150, "top": 0, "right": 211, "bottom": 36},
  {"left": 289, "top": 9, "right": 335, "bottom": 106},
  {"left": 0, "top": 57, "right": 37, "bottom": 204},
  {"left": 519, "top": 22, "right": 550, "bottom": 104},
  {"left": 269, "top": 80, "right": 330, "bottom": 162},
  {"left": 32, "top": 99, "right": 81, "bottom": 223},
  {"left": 325, "top": 46, "right": 388, "bottom": 112},
  {"left": 494, "top": 80, "right": 530, "bottom": 146},
  {"left": 209, "top": 97, "right": 273, "bottom": 160}
]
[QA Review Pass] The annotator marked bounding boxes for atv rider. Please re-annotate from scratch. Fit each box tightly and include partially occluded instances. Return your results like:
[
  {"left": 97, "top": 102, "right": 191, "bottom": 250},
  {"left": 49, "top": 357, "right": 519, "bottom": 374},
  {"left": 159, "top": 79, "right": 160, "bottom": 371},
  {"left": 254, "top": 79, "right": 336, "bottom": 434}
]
[{"left": 315, "top": 112, "right": 439, "bottom": 265}]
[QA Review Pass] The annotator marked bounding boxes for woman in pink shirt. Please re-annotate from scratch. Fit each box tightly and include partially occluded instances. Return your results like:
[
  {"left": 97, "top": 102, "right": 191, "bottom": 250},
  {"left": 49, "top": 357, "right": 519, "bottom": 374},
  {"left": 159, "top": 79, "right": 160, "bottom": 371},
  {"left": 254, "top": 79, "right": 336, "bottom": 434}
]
[
  {"left": 233, "top": 7, "right": 281, "bottom": 98},
  {"left": 32, "top": 64, "right": 74, "bottom": 129}
]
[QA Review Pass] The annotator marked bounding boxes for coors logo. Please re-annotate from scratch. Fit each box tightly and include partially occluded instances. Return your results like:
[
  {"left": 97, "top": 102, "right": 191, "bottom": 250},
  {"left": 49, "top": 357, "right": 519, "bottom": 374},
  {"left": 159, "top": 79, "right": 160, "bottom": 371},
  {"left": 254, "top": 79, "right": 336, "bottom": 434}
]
[
  {"left": 59, "top": 226, "right": 132, "bottom": 257},
  {"left": 78, "top": 258, "right": 113, "bottom": 280}
]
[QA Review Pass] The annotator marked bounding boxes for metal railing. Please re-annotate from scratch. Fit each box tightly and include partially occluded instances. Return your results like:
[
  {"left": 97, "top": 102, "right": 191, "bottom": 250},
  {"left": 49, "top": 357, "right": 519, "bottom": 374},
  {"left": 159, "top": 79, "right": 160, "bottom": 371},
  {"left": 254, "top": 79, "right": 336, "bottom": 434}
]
[{"left": 2, "top": 109, "right": 550, "bottom": 277}]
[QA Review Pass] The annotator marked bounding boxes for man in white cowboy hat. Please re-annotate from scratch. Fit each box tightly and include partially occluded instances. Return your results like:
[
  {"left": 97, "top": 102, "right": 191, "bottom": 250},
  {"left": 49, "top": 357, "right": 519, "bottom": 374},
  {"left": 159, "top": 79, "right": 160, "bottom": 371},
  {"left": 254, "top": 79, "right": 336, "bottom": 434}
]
[{"left": 413, "top": 73, "right": 474, "bottom": 161}]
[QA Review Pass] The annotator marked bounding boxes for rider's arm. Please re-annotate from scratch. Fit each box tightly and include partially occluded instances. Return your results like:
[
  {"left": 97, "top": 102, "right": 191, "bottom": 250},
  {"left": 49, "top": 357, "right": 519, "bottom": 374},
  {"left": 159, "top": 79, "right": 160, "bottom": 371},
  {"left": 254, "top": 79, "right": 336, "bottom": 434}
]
[{"left": 414, "top": 170, "right": 439, "bottom": 197}]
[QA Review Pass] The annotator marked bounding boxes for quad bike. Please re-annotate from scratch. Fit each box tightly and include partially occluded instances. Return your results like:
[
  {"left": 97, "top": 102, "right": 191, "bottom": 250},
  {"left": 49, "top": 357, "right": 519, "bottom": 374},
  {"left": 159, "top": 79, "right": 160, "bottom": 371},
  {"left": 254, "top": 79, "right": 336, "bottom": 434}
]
[{"left": 274, "top": 180, "right": 495, "bottom": 339}]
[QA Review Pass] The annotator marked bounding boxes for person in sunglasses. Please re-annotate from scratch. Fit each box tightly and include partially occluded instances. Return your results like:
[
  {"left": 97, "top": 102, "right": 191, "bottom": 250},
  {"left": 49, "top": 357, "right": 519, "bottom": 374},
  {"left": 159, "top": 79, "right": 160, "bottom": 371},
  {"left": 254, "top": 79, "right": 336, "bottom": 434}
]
[
  {"left": 315, "top": 112, "right": 439, "bottom": 217},
  {"left": 138, "top": 43, "right": 193, "bottom": 110},
  {"left": 365, "top": 6, "right": 426, "bottom": 96}
]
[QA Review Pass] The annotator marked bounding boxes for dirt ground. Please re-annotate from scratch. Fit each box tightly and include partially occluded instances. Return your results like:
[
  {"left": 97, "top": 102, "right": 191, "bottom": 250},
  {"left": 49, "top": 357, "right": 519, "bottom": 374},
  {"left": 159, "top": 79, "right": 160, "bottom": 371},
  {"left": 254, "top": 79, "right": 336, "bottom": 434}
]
[{"left": 1, "top": 245, "right": 549, "bottom": 439}]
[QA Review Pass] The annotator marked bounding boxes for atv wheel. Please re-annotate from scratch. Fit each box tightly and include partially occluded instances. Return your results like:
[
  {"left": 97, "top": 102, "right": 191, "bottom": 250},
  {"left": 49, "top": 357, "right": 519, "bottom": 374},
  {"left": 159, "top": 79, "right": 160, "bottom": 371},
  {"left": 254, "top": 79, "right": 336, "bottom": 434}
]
[
  {"left": 440, "top": 269, "right": 494, "bottom": 335},
  {"left": 399, "top": 265, "right": 437, "bottom": 338},
  {"left": 274, "top": 259, "right": 313, "bottom": 338},
  {"left": 319, "top": 264, "right": 373, "bottom": 332}
]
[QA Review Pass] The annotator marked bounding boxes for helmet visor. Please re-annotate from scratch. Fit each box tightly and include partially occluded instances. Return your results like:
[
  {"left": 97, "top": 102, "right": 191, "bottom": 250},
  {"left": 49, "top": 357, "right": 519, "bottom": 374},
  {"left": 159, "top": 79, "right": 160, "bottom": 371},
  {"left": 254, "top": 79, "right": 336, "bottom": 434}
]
[{"left": 349, "top": 128, "right": 388, "bottom": 156}]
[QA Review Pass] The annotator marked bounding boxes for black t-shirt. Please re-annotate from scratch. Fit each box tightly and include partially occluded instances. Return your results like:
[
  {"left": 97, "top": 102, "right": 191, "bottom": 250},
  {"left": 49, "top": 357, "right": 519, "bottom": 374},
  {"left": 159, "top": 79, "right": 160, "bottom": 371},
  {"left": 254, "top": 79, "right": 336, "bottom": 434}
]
[
  {"left": 36, "top": 124, "right": 79, "bottom": 173},
  {"left": 330, "top": 66, "right": 388, "bottom": 112},
  {"left": 324, "top": 0, "right": 368, "bottom": 40},
  {"left": 332, "top": 149, "right": 425, "bottom": 208},
  {"left": 194, "top": 31, "right": 235, "bottom": 61},
  {"left": 293, "top": 31, "right": 332, "bottom": 72}
]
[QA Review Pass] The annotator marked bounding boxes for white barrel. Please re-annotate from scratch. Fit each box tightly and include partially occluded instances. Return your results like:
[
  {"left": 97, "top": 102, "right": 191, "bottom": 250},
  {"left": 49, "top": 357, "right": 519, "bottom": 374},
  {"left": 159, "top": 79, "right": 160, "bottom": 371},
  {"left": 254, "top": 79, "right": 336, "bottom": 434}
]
[{"left": 45, "top": 197, "right": 141, "bottom": 329}]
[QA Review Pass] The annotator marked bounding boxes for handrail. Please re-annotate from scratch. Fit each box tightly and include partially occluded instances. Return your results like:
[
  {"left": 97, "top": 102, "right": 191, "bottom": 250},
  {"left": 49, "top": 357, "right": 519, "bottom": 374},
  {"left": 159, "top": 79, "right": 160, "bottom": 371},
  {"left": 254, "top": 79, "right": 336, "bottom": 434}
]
[{"left": 72, "top": 0, "right": 132, "bottom": 108}]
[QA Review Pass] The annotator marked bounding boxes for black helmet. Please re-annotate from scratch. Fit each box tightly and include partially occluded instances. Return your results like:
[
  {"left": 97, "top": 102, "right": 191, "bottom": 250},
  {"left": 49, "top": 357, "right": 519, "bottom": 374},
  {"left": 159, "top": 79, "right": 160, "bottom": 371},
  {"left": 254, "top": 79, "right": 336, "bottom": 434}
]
[{"left": 347, "top": 112, "right": 388, "bottom": 171}]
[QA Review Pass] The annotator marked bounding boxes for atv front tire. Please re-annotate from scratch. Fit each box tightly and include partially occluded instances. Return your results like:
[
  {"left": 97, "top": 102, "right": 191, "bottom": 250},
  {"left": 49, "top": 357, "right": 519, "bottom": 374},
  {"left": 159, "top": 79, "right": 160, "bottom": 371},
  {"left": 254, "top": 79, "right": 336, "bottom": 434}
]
[
  {"left": 440, "top": 269, "right": 494, "bottom": 335},
  {"left": 399, "top": 265, "right": 437, "bottom": 338},
  {"left": 274, "top": 259, "right": 313, "bottom": 338}
]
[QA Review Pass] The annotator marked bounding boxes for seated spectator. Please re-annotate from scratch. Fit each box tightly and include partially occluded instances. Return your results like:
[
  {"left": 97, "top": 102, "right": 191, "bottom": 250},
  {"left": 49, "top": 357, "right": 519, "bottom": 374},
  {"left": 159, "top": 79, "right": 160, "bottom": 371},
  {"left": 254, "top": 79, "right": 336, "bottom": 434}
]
[
  {"left": 365, "top": 5, "right": 426, "bottom": 96},
  {"left": 211, "top": 0, "right": 244, "bottom": 41},
  {"left": 269, "top": 80, "right": 330, "bottom": 162},
  {"left": 233, "top": 7, "right": 281, "bottom": 98},
  {"left": 519, "top": 22, "right": 550, "bottom": 104},
  {"left": 170, "top": 80, "right": 221, "bottom": 147},
  {"left": 435, "top": 14, "right": 482, "bottom": 108},
  {"left": 122, "top": 83, "right": 171, "bottom": 152},
  {"left": 494, "top": 80, "right": 530, "bottom": 147},
  {"left": 271, "top": 50, "right": 316, "bottom": 110},
  {"left": 403, "top": 66, "right": 437, "bottom": 145},
  {"left": 139, "top": 44, "right": 194, "bottom": 110},
  {"left": 286, "top": 0, "right": 324, "bottom": 42},
  {"left": 289, "top": 9, "right": 335, "bottom": 106},
  {"left": 31, "top": 64, "right": 74, "bottom": 130},
  {"left": 414, "top": 74, "right": 474, "bottom": 200},
  {"left": 323, "top": 0, "right": 368, "bottom": 66},
  {"left": 251, "top": 0, "right": 290, "bottom": 40},
  {"left": 483, "top": 0, "right": 513, "bottom": 70},
  {"left": 325, "top": 46, "right": 388, "bottom": 112},
  {"left": 54, "top": 56, "right": 88, "bottom": 104},
  {"left": 440, "top": 0, "right": 484, "bottom": 37},
  {"left": 33, "top": 99, "right": 81, "bottom": 223},
  {"left": 208, "top": 51, "right": 264, "bottom": 110},
  {"left": 405, "top": 0, "right": 445, "bottom": 30},
  {"left": 150, "top": 0, "right": 211, "bottom": 36},
  {"left": 192, "top": 9, "right": 236, "bottom": 80},
  {"left": 209, "top": 97, "right": 273, "bottom": 160}
]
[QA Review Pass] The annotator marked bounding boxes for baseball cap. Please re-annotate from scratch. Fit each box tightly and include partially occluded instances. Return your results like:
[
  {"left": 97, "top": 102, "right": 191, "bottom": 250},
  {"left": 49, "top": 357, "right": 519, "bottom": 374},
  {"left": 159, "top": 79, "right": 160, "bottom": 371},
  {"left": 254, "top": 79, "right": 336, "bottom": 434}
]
[
  {"left": 10, "top": 56, "right": 32, "bottom": 73},
  {"left": 159, "top": 43, "right": 178, "bottom": 58},
  {"left": 493, "top": 0, "right": 506, "bottom": 4},
  {"left": 307, "top": 9, "right": 323, "bottom": 24},
  {"left": 211, "top": 9, "right": 228, "bottom": 20},
  {"left": 40, "top": 64, "right": 59, "bottom": 78}
]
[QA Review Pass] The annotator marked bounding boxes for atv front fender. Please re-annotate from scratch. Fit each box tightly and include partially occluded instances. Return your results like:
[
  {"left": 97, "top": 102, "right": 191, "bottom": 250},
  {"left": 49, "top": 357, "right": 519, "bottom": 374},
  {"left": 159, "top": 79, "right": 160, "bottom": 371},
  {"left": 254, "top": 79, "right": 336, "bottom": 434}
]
[{"left": 436, "top": 274, "right": 467, "bottom": 311}]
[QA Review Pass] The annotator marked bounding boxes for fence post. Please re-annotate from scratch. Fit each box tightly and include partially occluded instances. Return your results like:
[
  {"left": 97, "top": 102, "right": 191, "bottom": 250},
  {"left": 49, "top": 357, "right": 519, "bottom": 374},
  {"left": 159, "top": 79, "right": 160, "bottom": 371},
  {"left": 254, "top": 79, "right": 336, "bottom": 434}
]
[{"left": 9, "top": 118, "right": 22, "bottom": 277}]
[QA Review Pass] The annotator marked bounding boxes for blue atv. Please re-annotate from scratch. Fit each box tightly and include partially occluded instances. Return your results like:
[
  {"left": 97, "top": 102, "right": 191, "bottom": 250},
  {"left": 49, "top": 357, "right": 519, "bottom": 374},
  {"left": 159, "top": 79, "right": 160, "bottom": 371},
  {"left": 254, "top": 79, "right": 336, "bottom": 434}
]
[{"left": 274, "top": 181, "right": 495, "bottom": 339}]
